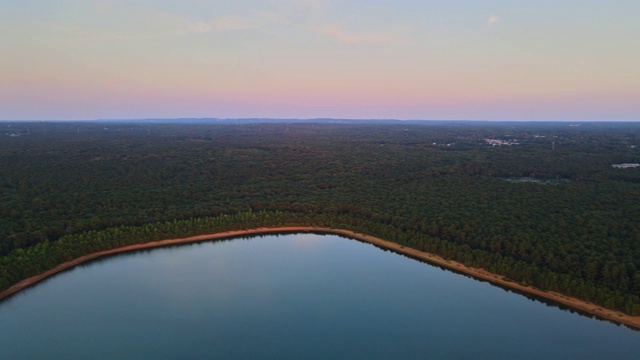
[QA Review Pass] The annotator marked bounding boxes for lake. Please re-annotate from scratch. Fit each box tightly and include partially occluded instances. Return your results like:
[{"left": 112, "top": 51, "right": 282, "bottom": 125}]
[{"left": 0, "top": 233, "right": 638, "bottom": 359}]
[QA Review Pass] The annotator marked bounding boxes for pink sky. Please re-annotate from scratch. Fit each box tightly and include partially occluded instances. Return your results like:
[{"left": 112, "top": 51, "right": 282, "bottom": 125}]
[{"left": 1, "top": 1, "right": 639, "bottom": 121}]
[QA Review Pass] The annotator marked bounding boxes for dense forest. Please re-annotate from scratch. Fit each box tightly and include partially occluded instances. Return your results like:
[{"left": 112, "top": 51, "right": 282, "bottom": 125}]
[{"left": 1, "top": 121, "right": 639, "bottom": 315}]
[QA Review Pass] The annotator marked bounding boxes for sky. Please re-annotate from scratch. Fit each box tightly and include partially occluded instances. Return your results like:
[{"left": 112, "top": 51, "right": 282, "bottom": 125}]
[{"left": 1, "top": 0, "right": 639, "bottom": 121}]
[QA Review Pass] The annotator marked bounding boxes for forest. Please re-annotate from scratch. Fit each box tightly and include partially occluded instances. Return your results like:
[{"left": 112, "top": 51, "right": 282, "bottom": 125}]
[{"left": 1, "top": 120, "right": 639, "bottom": 315}]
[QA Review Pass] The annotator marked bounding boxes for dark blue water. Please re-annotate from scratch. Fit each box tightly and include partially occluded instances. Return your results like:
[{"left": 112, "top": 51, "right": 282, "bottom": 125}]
[{"left": 0, "top": 233, "right": 638, "bottom": 359}]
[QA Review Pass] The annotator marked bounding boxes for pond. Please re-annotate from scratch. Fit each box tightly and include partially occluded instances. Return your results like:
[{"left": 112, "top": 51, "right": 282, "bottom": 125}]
[{"left": 0, "top": 233, "right": 638, "bottom": 359}]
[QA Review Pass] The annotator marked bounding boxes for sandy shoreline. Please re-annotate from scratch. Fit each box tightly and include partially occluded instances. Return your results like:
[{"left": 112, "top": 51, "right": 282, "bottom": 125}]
[{"left": 1, "top": 226, "right": 639, "bottom": 330}]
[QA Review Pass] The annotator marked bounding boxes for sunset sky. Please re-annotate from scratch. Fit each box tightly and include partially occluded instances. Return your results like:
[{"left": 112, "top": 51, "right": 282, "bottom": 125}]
[{"left": 1, "top": 1, "right": 639, "bottom": 121}]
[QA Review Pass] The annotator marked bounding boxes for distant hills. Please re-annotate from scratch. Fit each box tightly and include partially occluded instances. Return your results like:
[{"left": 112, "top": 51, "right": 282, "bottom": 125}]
[{"left": 93, "top": 118, "right": 639, "bottom": 128}]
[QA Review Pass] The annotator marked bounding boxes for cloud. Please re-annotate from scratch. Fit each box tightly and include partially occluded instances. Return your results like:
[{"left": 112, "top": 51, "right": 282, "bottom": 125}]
[
  {"left": 196, "top": 12, "right": 289, "bottom": 33},
  {"left": 183, "top": 5, "right": 392, "bottom": 46},
  {"left": 189, "top": 22, "right": 213, "bottom": 33},
  {"left": 67, "top": 31, "right": 173, "bottom": 44},
  {"left": 487, "top": 15, "right": 500, "bottom": 27},
  {"left": 312, "top": 24, "right": 391, "bottom": 44},
  {"left": 213, "top": 15, "right": 261, "bottom": 31}
]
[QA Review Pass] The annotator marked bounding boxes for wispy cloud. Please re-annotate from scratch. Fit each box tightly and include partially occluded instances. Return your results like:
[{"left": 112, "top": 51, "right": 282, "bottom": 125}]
[
  {"left": 213, "top": 15, "right": 263, "bottom": 31},
  {"left": 312, "top": 24, "right": 391, "bottom": 44},
  {"left": 188, "top": 12, "right": 288, "bottom": 34},
  {"left": 65, "top": 30, "right": 180, "bottom": 44},
  {"left": 487, "top": 15, "right": 500, "bottom": 27},
  {"left": 189, "top": 22, "right": 213, "bottom": 33},
  {"left": 60, "top": 2, "right": 392, "bottom": 46},
  {"left": 175, "top": 1, "right": 391, "bottom": 45}
]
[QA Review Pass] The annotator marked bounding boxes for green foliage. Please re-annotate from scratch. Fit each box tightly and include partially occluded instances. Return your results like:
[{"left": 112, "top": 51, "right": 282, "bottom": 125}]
[{"left": 1, "top": 121, "right": 640, "bottom": 315}]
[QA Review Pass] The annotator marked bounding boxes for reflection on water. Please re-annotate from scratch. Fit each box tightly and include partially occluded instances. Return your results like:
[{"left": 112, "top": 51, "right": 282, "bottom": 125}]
[{"left": 0, "top": 233, "right": 638, "bottom": 360}]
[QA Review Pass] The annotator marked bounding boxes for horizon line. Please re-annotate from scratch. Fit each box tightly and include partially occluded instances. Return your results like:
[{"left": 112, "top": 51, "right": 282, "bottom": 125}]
[{"left": 2, "top": 117, "right": 639, "bottom": 123}]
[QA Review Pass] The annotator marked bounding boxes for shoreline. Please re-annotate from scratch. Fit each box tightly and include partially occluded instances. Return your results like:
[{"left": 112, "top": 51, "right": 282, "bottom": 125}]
[{"left": 1, "top": 226, "right": 639, "bottom": 330}]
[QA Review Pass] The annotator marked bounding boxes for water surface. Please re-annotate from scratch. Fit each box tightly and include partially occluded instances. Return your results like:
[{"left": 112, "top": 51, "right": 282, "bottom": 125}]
[{"left": 0, "top": 233, "right": 638, "bottom": 359}]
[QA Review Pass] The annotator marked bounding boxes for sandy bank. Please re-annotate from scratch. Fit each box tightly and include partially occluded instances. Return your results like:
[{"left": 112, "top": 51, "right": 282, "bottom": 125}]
[{"left": 1, "top": 226, "right": 638, "bottom": 330}]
